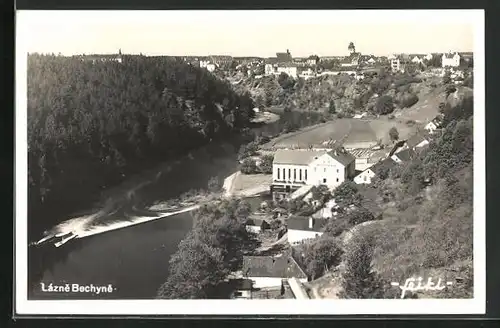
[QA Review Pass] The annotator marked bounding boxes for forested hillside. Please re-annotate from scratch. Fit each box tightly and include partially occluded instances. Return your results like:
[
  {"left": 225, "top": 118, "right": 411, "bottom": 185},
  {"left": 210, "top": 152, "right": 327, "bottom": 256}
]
[{"left": 27, "top": 54, "right": 255, "bottom": 229}]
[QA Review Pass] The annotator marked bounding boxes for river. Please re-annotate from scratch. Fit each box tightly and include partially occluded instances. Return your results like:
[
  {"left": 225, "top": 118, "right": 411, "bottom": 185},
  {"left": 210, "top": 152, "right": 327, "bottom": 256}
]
[{"left": 27, "top": 110, "right": 324, "bottom": 300}]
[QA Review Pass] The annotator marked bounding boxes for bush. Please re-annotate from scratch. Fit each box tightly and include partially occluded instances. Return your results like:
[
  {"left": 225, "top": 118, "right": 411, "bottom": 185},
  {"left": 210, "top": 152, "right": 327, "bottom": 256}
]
[
  {"left": 406, "top": 120, "right": 416, "bottom": 126},
  {"left": 238, "top": 141, "right": 258, "bottom": 161},
  {"left": 295, "top": 238, "right": 344, "bottom": 280},
  {"left": 258, "top": 154, "right": 274, "bottom": 174},
  {"left": 374, "top": 95, "right": 395, "bottom": 115},
  {"left": 240, "top": 158, "right": 258, "bottom": 174},
  {"left": 389, "top": 127, "right": 399, "bottom": 142},
  {"left": 400, "top": 94, "right": 419, "bottom": 108},
  {"left": 445, "top": 84, "right": 457, "bottom": 97},
  {"left": 338, "top": 234, "right": 386, "bottom": 299},
  {"left": 207, "top": 176, "right": 222, "bottom": 193}
]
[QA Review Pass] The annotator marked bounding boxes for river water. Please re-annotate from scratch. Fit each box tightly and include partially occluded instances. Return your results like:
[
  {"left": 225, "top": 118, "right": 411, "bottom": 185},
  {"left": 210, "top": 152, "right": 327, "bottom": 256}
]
[{"left": 27, "top": 110, "right": 322, "bottom": 300}]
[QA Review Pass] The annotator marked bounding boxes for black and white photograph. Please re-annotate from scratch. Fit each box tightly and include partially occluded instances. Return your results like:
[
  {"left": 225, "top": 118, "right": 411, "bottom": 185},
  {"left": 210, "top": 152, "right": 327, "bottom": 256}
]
[{"left": 15, "top": 9, "right": 485, "bottom": 316}]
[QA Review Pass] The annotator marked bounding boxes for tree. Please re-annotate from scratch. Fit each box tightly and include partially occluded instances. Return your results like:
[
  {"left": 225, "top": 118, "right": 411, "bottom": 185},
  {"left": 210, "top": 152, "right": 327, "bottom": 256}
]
[
  {"left": 311, "top": 185, "right": 331, "bottom": 204},
  {"left": 259, "top": 154, "right": 274, "bottom": 174},
  {"left": 328, "top": 101, "right": 336, "bottom": 114},
  {"left": 157, "top": 233, "right": 227, "bottom": 299},
  {"left": 374, "top": 95, "right": 395, "bottom": 115},
  {"left": 241, "top": 158, "right": 258, "bottom": 174},
  {"left": 348, "top": 42, "right": 356, "bottom": 53},
  {"left": 207, "top": 176, "right": 222, "bottom": 193},
  {"left": 442, "top": 71, "right": 452, "bottom": 85},
  {"left": 339, "top": 234, "right": 386, "bottom": 299},
  {"left": 297, "top": 238, "right": 344, "bottom": 280},
  {"left": 445, "top": 84, "right": 457, "bottom": 98},
  {"left": 389, "top": 126, "right": 399, "bottom": 142},
  {"left": 334, "top": 181, "right": 362, "bottom": 208}
]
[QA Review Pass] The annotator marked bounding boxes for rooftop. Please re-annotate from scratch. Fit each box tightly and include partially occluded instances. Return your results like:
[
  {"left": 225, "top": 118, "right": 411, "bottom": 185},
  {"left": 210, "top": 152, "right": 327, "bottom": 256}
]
[
  {"left": 393, "top": 148, "right": 417, "bottom": 162},
  {"left": 406, "top": 133, "right": 429, "bottom": 149},
  {"left": 443, "top": 52, "right": 460, "bottom": 59},
  {"left": 242, "top": 255, "right": 307, "bottom": 279},
  {"left": 287, "top": 215, "right": 327, "bottom": 232},
  {"left": 276, "top": 51, "right": 293, "bottom": 63},
  {"left": 273, "top": 148, "right": 355, "bottom": 166},
  {"left": 368, "top": 157, "right": 397, "bottom": 175}
]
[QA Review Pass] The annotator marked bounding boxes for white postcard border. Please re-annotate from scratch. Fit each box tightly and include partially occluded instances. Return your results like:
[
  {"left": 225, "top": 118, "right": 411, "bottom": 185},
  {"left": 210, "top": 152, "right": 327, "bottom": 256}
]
[{"left": 15, "top": 9, "right": 486, "bottom": 316}]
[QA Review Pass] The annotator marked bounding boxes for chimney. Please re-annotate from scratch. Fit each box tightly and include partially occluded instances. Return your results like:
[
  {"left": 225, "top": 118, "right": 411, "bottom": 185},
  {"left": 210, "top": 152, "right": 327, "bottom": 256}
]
[{"left": 309, "top": 217, "right": 313, "bottom": 229}]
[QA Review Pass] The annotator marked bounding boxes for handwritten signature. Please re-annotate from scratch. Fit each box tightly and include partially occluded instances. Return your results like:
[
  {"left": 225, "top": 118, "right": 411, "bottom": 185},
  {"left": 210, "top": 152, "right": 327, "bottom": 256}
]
[{"left": 391, "top": 277, "right": 453, "bottom": 299}]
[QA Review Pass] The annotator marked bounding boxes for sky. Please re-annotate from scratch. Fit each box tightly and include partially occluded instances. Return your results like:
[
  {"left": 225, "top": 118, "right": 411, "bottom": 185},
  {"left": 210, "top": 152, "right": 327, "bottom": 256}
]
[{"left": 17, "top": 10, "right": 478, "bottom": 57}]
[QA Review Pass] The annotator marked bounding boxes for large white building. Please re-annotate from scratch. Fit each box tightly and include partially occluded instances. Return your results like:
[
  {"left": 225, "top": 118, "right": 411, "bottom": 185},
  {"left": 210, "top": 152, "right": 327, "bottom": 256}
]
[
  {"left": 271, "top": 148, "right": 356, "bottom": 199},
  {"left": 442, "top": 52, "right": 461, "bottom": 68}
]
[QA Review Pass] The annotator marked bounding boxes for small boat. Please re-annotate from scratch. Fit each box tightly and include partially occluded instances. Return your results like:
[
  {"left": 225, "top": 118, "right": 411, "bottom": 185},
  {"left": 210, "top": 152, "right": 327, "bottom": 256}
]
[
  {"left": 35, "top": 234, "right": 56, "bottom": 245},
  {"left": 54, "top": 232, "right": 77, "bottom": 248}
]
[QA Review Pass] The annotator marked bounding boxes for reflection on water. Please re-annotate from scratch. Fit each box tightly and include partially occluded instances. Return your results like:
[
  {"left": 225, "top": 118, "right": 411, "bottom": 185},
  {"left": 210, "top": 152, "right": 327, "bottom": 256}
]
[{"left": 31, "top": 211, "right": 194, "bottom": 299}]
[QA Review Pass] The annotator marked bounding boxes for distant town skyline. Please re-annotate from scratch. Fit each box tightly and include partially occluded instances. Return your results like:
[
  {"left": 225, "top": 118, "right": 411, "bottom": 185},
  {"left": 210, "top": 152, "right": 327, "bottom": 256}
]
[{"left": 18, "top": 10, "right": 477, "bottom": 57}]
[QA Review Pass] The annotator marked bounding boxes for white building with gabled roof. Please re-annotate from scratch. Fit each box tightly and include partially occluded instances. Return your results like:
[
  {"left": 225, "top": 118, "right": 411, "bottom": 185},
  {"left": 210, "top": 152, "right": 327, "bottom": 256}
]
[{"left": 271, "top": 148, "right": 355, "bottom": 200}]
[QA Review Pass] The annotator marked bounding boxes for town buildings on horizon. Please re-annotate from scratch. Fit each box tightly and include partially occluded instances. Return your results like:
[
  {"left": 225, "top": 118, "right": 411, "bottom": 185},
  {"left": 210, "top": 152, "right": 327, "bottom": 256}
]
[{"left": 20, "top": 11, "right": 475, "bottom": 59}]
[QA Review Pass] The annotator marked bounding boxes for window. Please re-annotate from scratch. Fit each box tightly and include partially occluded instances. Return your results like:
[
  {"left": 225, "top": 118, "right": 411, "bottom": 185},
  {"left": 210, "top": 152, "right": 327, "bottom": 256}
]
[
  {"left": 234, "top": 292, "right": 243, "bottom": 297},
  {"left": 336, "top": 178, "right": 339, "bottom": 182},
  {"left": 294, "top": 169, "right": 296, "bottom": 180},
  {"left": 299, "top": 169, "right": 302, "bottom": 181},
  {"left": 336, "top": 169, "right": 339, "bottom": 173},
  {"left": 324, "top": 168, "right": 326, "bottom": 172},
  {"left": 277, "top": 167, "right": 280, "bottom": 180},
  {"left": 364, "top": 176, "right": 367, "bottom": 181},
  {"left": 323, "top": 178, "right": 327, "bottom": 183},
  {"left": 282, "top": 168, "right": 285, "bottom": 180},
  {"left": 305, "top": 169, "right": 308, "bottom": 180},
  {"left": 288, "top": 169, "right": 291, "bottom": 180}
]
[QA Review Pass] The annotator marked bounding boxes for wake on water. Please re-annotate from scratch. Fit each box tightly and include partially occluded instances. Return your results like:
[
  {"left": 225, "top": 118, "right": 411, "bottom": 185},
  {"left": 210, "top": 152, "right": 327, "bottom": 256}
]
[{"left": 33, "top": 172, "right": 200, "bottom": 248}]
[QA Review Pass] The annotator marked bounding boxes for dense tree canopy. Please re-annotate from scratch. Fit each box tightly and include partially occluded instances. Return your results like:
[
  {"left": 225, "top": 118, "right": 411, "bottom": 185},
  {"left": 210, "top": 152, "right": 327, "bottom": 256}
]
[
  {"left": 27, "top": 54, "right": 255, "bottom": 218},
  {"left": 157, "top": 199, "right": 255, "bottom": 299}
]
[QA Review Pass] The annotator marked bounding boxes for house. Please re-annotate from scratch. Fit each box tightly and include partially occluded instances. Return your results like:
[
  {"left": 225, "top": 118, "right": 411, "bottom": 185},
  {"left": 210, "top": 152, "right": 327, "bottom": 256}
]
[
  {"left": 354, "top": 157, "right": 397, "bottom": 184},
  {"left": 271, "top": 148, "right": 356, "bottom": 199},
  {"left": 391, "top": 148, "right": 417, "bottom": 164},
  {"left": 367, "top": 57, "right": 376, "bottom": 65},
  {"left": 276, "top": 64, "right": 298, "bottom": 77},
  {"left": 242, "top": 255, "right": 308, "bottom": 289},
  {"left": 404, "top": 133, "right": 430, "bottom": 150},
  {"left": 78, "top": 51, "right": 123, "bottom": 64},
  {"left": 312, "top": 198, "right": 337, "bottom": 219},
  {"left": 340, "top": 52, "right": 361, "bottom": 67},
  {"left": 424, "top": 53, "right": 434, "bottom": 61},
  {"left": 209, "top": 55, "right": 233, "bottom": 67},
  {"left": 231, "top": 279, "right": 254, "bottom": 299},
  {"left": 293, "top": 58, "right": 308, "bottom": 67},
  {"left": 264, "top": 63, "right": 275, "bottom": 75},
  {"left": 349, "top": 148, "right": 389, "bottom": 172},
  {"left": 390, "top": 54, "right": 411, "bottom": 72},
  {"left": 442, "top": 52, "right": 461, "bottom": 68},
  {"left": 199, "top": 59, "right": 210, "bottom": 68},
  {"left": 306, "top": 55, "right": 320, "bottom": 66},
  {"left": 390, "top": 57, "right": 401, "bottom": 72},
  {"left": 411, "top": 55, "right": 424, "bottom": 64},
  {"left": 206, "top": 63, "right": 216, "bottom": 72},
  {"left": 286, "top": 216, "right": 326, "bottom": 244},
  {"left": 245, "top": 217, "right": 271, "bottom": 234},
  {"left": 424, "top": 117, "right": 443, "bottom": 134}
]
